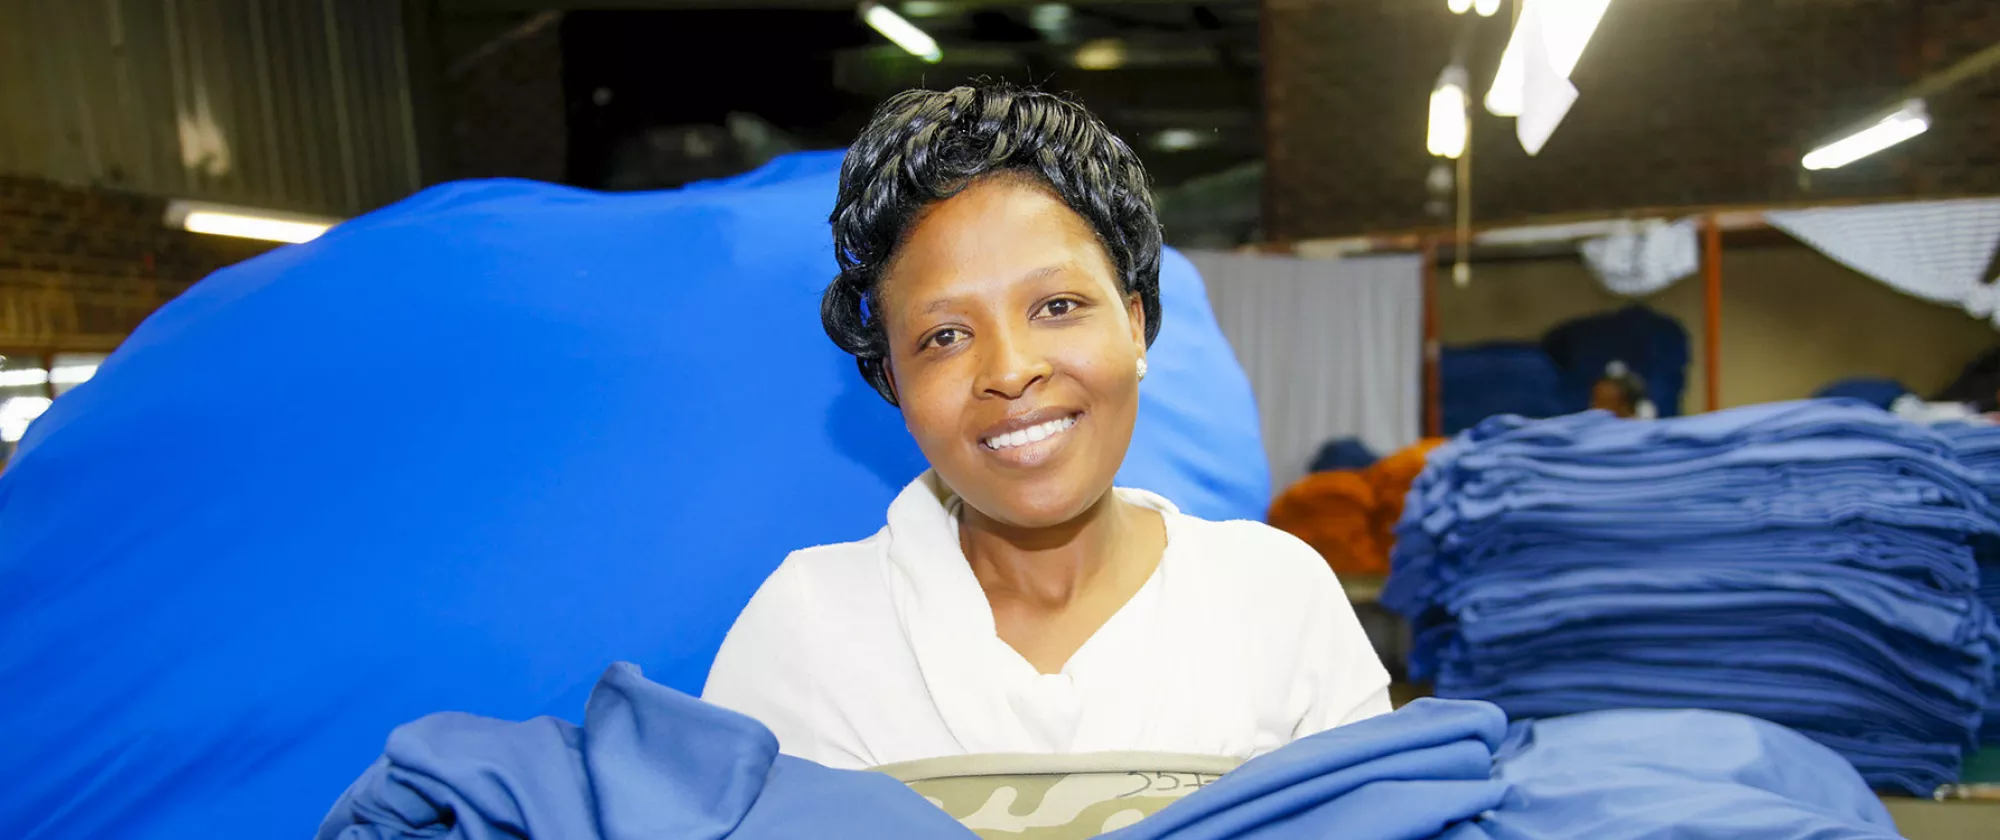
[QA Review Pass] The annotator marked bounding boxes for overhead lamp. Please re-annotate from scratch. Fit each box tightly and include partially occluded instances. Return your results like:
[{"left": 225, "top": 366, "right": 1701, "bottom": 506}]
[
  {"left": 1074, "top": 38, "right": 1125, "bottom": 70},
  {"left": 861, "top": 2, "right": 942, "bottom": 63},
  {"left": 1485, "top": 0, "right": 1612, "bottom": 117},
  {"left": 164, "top": 199, "right": 338, "bottom": 244},
  {"left": 1153, "top": 128, "right": 1210, "bottom": 153},
  {"left": 1475, "top": 0, "right": 1502, "bottom": 15},
  {"left": 0, "top": 364, "right": 99, "bottom": 388},
  {"left": 1802, "top": 100, "right": 1930, "bottom": 170},
  {"left": 1448, "top": 0, "right": 1473, "bottom": 13},
  {"left": 0, "top": 396, "right": 53, "bottom": 444},
  {"left": 1428, "top": 66, "right": 1471, "bottom": 159}
]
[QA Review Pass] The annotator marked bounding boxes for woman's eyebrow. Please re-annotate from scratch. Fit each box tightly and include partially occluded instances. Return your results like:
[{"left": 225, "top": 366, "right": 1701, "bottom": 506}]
[{"left": 1017, "top": 264, "right": 1067, "bottom": 283}]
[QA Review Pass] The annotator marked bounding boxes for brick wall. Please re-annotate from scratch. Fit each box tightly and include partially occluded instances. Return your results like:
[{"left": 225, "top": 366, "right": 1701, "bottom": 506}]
[
  {"left": 1263, "top": 0, "right": 2000, "bottom": 239},
  {"left": 0, "top": 175, "right": 272, "bottom": 351}
]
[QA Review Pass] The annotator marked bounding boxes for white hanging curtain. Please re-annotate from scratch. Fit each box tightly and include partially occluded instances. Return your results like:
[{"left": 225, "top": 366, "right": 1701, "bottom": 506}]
[
  {"left": 1188, "top": 251, "right": 1423, "bottom": 494},
  {"left": 1765, "top": 198, "right": 2000, "bottom": 326}
]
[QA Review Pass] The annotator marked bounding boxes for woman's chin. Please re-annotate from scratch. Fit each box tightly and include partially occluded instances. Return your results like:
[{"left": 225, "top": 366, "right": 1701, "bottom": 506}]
[{"left": 958, "top": 472, "right": 1113, "bottom": 532}]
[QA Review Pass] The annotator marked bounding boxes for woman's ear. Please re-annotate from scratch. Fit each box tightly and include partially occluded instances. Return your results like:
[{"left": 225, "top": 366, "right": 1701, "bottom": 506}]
[{"left": 1126, "top": 292, "right": 1148, "bottom": 357}]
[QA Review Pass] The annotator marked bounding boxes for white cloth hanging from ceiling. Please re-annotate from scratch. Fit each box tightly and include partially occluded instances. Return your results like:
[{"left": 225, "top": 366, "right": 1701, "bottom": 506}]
[
  {"left": 1578, "top": 218, "right": 1700, "bottom": 296},
  {"left": 1188, "top": 251, "right": 1422, "bottom": 493},
  {"left": 1765, "top": 198, "right": 2000, "bottom": 327}
]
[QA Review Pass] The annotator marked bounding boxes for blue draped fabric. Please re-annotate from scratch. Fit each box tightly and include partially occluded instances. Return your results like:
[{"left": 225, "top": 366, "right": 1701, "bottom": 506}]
[{"left": 0, "top": 152, "right": 1269, "bottom": 840}]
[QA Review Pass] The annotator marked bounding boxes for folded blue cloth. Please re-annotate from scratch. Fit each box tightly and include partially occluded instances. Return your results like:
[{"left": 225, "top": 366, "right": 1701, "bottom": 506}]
[
  {"left": 1104, "top": 698, "right": 1509, "bottom": 840},
  {"left": 323, "top": 663, "right": 1899, "bottom": 840},
  {"left": 1482, "top": 709, "right": 1900, "bottom": 840},
  {"left": 318, "top": 663, "right": 974, "bottom": 840},
  {"left": 1389, "top": 400, "right": 2000, "bottom": 792}
]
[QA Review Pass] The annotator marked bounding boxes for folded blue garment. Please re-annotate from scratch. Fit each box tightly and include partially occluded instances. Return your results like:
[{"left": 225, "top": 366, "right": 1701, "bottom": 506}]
[
  {"left": 323, "top": 664, "right": 1902, "bottom": 840},
  {"left": 317, "top": 663, "right": 974, "bottom": 840},
  {"left": 1389, "top": 401, "right": 2000, "bottom": 793},
  {"left": 1481, "top": 709, "right": 1900, "bottom": 840},
  {"left": 1103, "top": 698, "right": 1509, "bottom": 840}
]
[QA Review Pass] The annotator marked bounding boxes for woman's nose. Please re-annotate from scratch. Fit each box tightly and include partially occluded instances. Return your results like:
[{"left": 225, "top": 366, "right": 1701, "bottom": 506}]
[{"left": 974, "top": 328, "right": 1051, "bottom": 400}]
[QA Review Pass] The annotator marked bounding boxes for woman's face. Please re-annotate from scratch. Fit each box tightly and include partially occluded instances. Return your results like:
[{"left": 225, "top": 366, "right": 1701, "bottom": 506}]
[
  {"left": 876, "top": 175, "right": 1147, "bottom": 529},
  {"left": 1591, "top": 379, "right": 1634, "bottom": 418}
]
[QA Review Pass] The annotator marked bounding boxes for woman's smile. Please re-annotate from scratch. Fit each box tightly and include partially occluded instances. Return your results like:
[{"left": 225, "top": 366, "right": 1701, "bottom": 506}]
[{"left": 977, "top": 410, "right": 1084, "bottom": 468}]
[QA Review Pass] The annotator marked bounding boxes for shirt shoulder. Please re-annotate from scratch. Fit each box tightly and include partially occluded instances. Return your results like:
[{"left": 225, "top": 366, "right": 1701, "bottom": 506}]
[
  {"left": 758, "top": 528, "right": 894, "bottom": 611},
  {"left": 1168, "top": 514, "right": 1344, "bottom": 594}
]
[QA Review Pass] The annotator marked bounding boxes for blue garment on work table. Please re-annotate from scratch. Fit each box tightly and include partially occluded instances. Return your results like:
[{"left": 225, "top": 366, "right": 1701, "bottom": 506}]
[
  {"left": 1480, "top": 709, "right": 1900, "bottom": 840},
  {"left": 1388, "top": 400, "right": 2000, "bottom": 793},
  {"left": 0, "top": 152, "right": 1271, "bottom": 840},
  {"left": 323, "top": 662, "right": 1899, "bottom": 840},
  {"left": 317, "top": 663, "right": 974, "bottom": 840}
]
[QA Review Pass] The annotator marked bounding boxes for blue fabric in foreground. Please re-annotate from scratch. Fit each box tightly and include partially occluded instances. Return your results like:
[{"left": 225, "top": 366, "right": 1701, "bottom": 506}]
[
  {"left": 319, "top": 663, "right": 1900, "bottom": 840},
  {"left": 1483, "top": 709, "right": 1900, "bottom": 840},
  {"left": 0, "top": 152, "right": 1269, "bottom": 840}
]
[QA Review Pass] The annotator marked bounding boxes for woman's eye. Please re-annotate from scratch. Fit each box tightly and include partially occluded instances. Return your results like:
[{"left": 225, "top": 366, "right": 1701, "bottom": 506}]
[
  {"left": 1040, "top": 298, "right": 1080, "bottom": 318},
  {"left": 925, "top": 328, "right": 965, "bottom": 349}
]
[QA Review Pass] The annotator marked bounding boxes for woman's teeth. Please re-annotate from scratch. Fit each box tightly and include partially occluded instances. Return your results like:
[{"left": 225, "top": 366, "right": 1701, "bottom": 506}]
[{"left": 983, "top": 415, "right": 1078, "bottom": 451}]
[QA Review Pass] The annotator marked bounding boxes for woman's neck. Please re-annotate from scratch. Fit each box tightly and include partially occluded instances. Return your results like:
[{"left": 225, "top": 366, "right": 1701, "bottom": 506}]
[{"left": 958, "top": 490, "right": 1157, "bottom": 610}]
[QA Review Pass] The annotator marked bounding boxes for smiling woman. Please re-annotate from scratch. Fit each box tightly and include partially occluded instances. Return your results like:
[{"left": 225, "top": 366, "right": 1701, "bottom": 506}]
[{"left": 702, "top": 84, "right": 1390, "bottom": 772}]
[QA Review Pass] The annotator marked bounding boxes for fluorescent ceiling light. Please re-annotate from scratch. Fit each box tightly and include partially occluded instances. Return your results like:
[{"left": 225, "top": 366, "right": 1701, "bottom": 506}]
[
  {"left": 1074, "top": 38, "right": 1125, "bottom": 70},
  {"left": 1485, "top": 0, "right": 1612, "bottom": 117},
  {"left": 1428, "top": 66, "right": 1471, "bottom": 159},
  {"left": 862, "top": 3, "right": 942, "bottom": 63},
  {"left": 0, "top": 396, "right": 53, "bottom": 443},
  {"left": 1031, "top": 3, "right": 1072, "bottom": 33},
  {"left": 1803, "top": 100, "right": 1930, "bottom": 171},
  {"left": 1153, "top": 128, "right": 1208, "bottom": 152},
  {"left": 1475, "top": 0, "right": 1503, "bottom": 15},
  {"left": 164, "top": 199, "right": 339, "bottom": 244},
  {"left": 0, "top": 364, "right": 99, "bottom": 388}
]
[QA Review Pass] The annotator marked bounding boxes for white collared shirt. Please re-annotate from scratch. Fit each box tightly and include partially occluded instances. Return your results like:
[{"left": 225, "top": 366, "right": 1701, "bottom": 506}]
[{"left": 701, "top": 471, "right": 1392, "bottom": 770}]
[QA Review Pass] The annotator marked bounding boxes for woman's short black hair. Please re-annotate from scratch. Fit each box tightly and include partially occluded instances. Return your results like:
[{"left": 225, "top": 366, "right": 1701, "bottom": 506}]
[{"left": 823, "top": 83, "right": 1163, "bottom": 405}]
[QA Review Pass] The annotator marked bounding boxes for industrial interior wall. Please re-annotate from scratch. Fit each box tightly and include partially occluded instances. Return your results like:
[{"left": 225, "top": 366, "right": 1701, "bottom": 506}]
[
  {"left": 0, "top": 175, "right": 271, "bottom": 351},
  {"left": 1434, "top": 245, "right": 1997, "bottom": 409},
  {"left": 1262, "top": 0, "right": 2000, "bottom": 239}
]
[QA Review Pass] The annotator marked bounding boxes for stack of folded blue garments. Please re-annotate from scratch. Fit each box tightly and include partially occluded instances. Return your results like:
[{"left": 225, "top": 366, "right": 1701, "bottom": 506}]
[
  {"left": 1383, "top": 400, "right": 2000, "bottom": 794},
  {"left": 1933, "top": 420, "right": 2000, "bottom": 745}
]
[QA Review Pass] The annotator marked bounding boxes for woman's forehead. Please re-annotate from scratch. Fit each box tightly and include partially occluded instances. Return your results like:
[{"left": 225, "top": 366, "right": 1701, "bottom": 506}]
[{"left": 881, "top": 180, "right": 1115, "bottom": 310}]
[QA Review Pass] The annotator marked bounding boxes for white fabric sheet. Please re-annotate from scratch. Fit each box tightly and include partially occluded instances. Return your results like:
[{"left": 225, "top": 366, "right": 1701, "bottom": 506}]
[
  {"left": 1766, "top": 198, "right": 2000, "bottom": 327},
  {"left": 703, "top": 471, "right": 1392, "bottom": 770},
  {"left": 1189, "top": 251, "right": 1423, "bottom": 493}
]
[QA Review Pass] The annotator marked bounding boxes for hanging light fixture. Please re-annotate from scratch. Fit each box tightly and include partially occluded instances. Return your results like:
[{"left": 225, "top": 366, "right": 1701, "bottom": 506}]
[
  {"left": 1485, "top": 0, "right": 1612, "bottom": 117},
  {"left": 1802, "top": 100, "right": 1930, "bottom": 170},
  {"left": 1474, "top": 0, "right": 1503, "bottom": 15},
  {"left": 163, "top": 200, "right": 339, "bottom": 244},
  {"left": 860, "top": 2, "right": 942, "bottom": 63},
  {"left": 1448, "top": 0, "right": 1473, "bottom": 13},
  {"left": 1428, "top": 66, "right": 1471, "bottom": 159}
]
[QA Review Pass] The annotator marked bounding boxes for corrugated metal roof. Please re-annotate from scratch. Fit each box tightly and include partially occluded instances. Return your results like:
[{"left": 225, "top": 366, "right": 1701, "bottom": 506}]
[{"left": 0, "top": 0, "right": 421, "bottom": 217}]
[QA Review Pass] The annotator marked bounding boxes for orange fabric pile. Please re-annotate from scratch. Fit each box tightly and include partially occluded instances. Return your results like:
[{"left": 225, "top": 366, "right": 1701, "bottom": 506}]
[{"left": 1268, "top": 438, "right": 1447, "bottom": 577}]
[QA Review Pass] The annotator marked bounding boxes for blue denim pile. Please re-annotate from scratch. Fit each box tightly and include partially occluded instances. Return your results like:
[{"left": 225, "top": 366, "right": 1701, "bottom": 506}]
[
  {"left": 1383, "top": 401, "right": 2000, "bottom": 794},
  {"left": 1933, "top": 420, "right": 2000, "bottom": 746}
]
